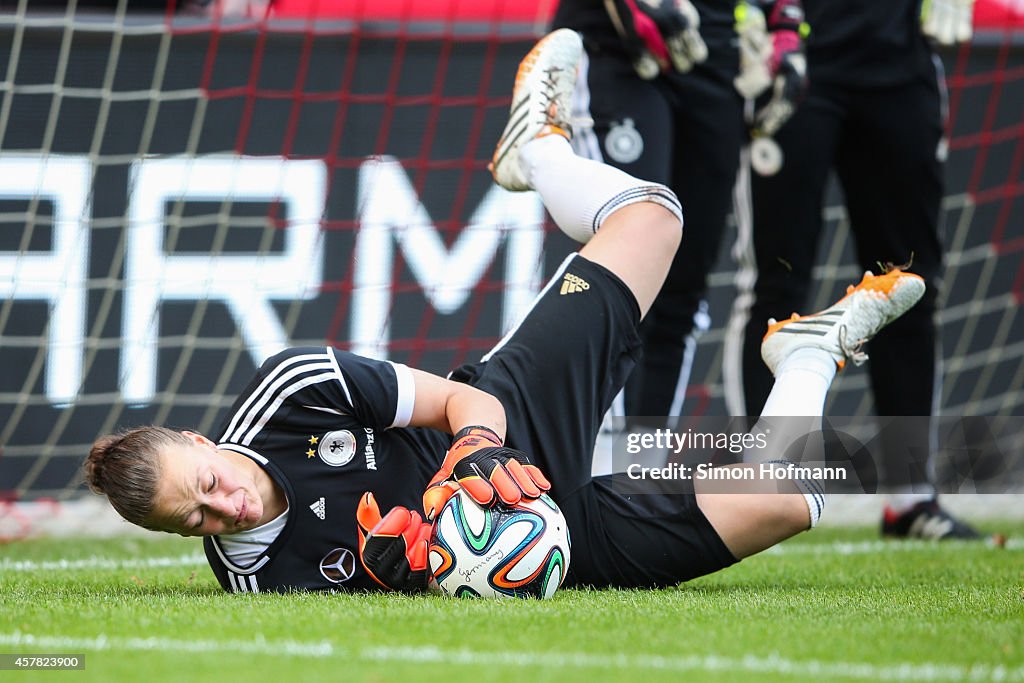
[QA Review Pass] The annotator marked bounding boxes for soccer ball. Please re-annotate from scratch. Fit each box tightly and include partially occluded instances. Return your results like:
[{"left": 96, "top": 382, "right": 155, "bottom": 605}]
[{"left": 428, "top": 488, "right": 571, "bottom": 599}]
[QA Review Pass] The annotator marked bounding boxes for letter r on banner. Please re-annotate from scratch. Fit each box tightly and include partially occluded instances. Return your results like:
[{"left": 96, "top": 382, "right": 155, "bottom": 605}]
[
  {"left": 0, "top": 155, "right": 91, "bottom": 404},
  {"left": 121, "top": 156, "right": 327, "bottom": 404}
]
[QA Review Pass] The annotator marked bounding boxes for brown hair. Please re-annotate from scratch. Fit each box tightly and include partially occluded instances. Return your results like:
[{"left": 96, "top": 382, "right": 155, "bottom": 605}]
[{"left": 84, "top": 426, "right": 191, "bottom": 529}]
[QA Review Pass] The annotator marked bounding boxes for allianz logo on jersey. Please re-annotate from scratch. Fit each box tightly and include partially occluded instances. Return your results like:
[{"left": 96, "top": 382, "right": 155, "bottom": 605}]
[
  {"left": 363, "top": 427, "right": 377, "bottom": 470},
  {"left": 316, "top": 428, "right": 377, "bottom": 470}
]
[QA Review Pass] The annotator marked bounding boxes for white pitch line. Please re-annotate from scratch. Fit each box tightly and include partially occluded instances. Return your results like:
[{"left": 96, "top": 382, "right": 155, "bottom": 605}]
[
  {"left": 0, "top": 632, "right": 333, "bottom": 658},
  {"left": 0, "top": 633, "right": 1020, "bottom": 682},
  {"left": 3, "top": 538, "right": 1018, "bottom": 573},
  {"left": 0, "top": 554, "right": 207, "bottom": 573},
  {"left": 365, "top": 646, "right": 1024, "bottom": 682},
  {"left": 765, "top": 538, "right": 1023, "bottom": 556}
]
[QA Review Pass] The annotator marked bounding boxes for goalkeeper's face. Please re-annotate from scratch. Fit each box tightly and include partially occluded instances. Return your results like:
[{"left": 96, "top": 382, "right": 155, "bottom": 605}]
[{"left": 147, "top": 432, "right": 266, "bottom": 537}]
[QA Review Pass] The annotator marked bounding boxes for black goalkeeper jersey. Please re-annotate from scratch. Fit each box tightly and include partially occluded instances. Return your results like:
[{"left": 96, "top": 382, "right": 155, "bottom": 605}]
[
  {"left": 802, "top": 0, "right": 935, "bottom": 87},
  {"left": 202, "top": 346, "right": 450, "bottom": 593},
  {"left": 555, "top": 0, "right": 935, "bottom": 87},
  {"left": 553, "top": 0, "right": 739, "bottom": 80},
  {"left": 553, "top": 0, "right": 737, "bottom": 53}
]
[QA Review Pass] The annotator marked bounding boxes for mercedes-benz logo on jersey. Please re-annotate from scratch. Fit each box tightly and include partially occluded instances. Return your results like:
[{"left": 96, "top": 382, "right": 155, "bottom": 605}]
[
  {"left": 319, "top": 547, "right": 356, "bottom": 583},
  {"left": 318, "top": 429, "right": 356, "bottom": 467},
  {"left": 605, "top": 118, "right": 643, "bottom": 164}
]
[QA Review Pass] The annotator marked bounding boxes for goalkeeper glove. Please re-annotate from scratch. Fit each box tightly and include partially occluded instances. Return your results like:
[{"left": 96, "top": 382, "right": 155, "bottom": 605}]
[
  {"left": 605, "top": 0, "right": 709, "bottom": 79},
  {"left": 356, "top": 492, "right": 432, "bottom": 592},
  {"left": 921, "top": 0, "right": 975, "bottom": 46},
  {"left": 734, "top": 0, "right": 809, "bottom": 138},
  {"left": 422, "top": 426, "right": 550, "bottom": 520}
]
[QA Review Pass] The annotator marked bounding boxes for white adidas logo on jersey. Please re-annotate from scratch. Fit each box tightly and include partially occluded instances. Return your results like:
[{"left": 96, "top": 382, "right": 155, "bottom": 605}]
[{"left": 309, "top": 497, "right": 326, "bottom": 520}]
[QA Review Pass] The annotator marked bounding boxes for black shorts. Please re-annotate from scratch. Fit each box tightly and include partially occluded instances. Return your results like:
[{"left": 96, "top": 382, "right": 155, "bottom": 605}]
[{"left": 450, "top": 254, "right": 737, "bottom": 588}]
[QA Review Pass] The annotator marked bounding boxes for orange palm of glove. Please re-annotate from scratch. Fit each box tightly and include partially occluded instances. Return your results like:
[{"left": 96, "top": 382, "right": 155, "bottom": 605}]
[{"left": 356, "top": 492, "right": 432, "bottom": 592}]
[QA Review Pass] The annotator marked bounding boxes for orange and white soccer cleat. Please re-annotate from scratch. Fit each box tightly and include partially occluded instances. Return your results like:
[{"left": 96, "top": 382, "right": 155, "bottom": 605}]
[
  {"left": 490, "top": 29, "right": 583, "bottom": 192},
  {"left": 760, "top": 269, "right": 926, "bottom": 375}
]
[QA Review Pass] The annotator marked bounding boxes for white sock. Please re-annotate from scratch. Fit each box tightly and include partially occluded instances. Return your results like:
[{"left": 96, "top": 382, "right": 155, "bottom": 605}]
[
  {"left": 518, "top": 135, "right": 682, "bottom": 243},
  {"left": 762, "top": 459, "right": 827, "bottom": 528},
  {"left": 746, "top": 347, "right": 837, "bottom": 529},
  {"left": 745, "top": 347, "right": 836, "bottom": 455},
  {"left": 760, "top": 347, "right": 837, "bottom": 417}
]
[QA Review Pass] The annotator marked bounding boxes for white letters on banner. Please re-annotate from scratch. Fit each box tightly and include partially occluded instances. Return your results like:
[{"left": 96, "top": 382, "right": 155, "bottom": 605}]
[
  {"left": 122, "top": 156, "right": 327, "bottom": 403},
  {"left": 353, "top": 157, "right": 544, "bottom": 359},
  {"left": 0, "top": 155, "right": 91, "bottom": 404},
  {"left": 0, "top": 154, "right": 545, "bottom": 405}
]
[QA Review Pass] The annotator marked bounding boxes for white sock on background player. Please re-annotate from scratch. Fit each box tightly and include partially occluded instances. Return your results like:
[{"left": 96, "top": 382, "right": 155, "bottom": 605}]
[
  {"left": 518, "top": 135, "right": 682, "bottom": 243},
  {"left": 886, "top": 491, "right": 935, "bottom": 512}
]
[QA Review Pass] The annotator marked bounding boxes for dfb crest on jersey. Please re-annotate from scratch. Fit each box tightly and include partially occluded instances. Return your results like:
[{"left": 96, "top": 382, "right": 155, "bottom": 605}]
[
  {"left": 605, "top": 118, "right": 644, "bottom": 164},
  {"left": 318, "top": 429, "right": 356, "bottom": 467},
  {"left": 319, "top": 547, "right": 356, "bottom": 583}
]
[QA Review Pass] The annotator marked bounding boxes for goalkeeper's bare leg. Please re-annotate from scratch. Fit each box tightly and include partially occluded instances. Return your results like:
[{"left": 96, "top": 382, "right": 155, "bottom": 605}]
[
  {"left": 491, "top": 29, "right": 923, "bottom": 561},
  {"left": 696, "top": 269, "right": 926, "bottom": 557},
  {"left": 490, "top": 29, "right": 684, "bottom": 318},
  {"left": 491, "top": 29, "right": 810, "bottom": 560}
]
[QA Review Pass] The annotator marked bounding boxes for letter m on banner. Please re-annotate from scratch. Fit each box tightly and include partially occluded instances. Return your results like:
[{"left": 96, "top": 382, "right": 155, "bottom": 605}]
[{"left": 352, "top": 157, "right": 546, "bottom": 359}]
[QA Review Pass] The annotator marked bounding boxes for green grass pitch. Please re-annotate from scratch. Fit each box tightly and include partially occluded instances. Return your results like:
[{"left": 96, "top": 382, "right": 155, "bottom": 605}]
[{"left": 2, "top": 525, "right": 1022, "bottom": 683}]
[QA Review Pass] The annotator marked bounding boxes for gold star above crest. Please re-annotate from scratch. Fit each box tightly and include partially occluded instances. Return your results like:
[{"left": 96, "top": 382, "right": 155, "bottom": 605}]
[
  {"left": 308, "top": 435, "right": 319, "bottom": 445},
  {"left": 306, "top": 448, "right": 316, "bottom": 458}
]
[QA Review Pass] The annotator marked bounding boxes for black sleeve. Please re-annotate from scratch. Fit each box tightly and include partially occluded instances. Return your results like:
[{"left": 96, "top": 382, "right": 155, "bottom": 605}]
[
  {"left": 263, "top": 346, "right": 415, "bottom": 431},
  {"left": 219, "top": 346, "right": 416, "bottom": 444}
]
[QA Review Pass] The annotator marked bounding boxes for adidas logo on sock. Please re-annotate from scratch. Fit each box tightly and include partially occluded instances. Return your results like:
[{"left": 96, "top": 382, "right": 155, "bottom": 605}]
[
  {"left": 560, "top": 272, "right": 590, "bottom": 295},
  {"left": 309, "top": 497, "right": 326, "bottom": 520}
]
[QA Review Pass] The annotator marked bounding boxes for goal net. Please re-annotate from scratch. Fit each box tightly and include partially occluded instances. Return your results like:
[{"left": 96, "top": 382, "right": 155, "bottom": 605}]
[{"left": 0, "top": 0, "right": 1021, "bottom": 536}]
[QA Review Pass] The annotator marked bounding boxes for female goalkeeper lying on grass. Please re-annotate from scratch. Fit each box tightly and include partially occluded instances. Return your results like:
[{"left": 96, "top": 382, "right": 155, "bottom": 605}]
[{"left": 84, "top": 30, "right": 925, "bottom": 594}]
